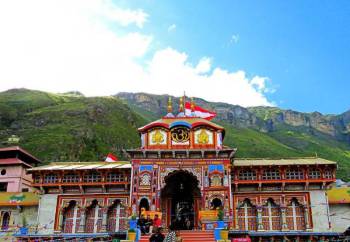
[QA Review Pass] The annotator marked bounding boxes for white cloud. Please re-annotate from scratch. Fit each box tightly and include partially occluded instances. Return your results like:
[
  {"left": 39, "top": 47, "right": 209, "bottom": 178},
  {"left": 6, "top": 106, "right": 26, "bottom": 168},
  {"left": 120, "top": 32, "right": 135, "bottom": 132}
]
[
  {"left": 195, "top": 57, "right": 211, "bottom": 74},
  {"left": 0, "top": 0, "right": 273, "bottom": 107},
  {"left": 167, "top": 24, "right": 176, "bottom": 32},
  {"left": 99, "top": 2, "right": 148, "bottom": 28},
  {"left": 230, "top": 34, "right": 239, "bottom": 44}
]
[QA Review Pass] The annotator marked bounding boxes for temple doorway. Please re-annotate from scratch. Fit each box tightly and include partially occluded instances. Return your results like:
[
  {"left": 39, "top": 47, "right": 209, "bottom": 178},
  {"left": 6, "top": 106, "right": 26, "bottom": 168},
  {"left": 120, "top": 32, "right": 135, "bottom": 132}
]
[{"left": 161, "top": 170, "right": 201, "bottom": 230}]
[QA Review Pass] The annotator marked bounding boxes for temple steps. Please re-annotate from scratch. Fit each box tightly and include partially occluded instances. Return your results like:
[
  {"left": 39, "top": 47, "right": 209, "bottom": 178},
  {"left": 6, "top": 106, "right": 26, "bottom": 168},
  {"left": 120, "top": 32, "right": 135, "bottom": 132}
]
[{"left": 139, "top": 230, "right": 215, "bottom": 242}]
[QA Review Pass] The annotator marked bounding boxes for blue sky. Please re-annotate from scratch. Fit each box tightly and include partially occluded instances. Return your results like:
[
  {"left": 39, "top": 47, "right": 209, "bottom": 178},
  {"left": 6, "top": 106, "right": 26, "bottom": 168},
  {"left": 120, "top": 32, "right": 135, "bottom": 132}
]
[
  {"left": 123, "top": 0, "right": 350, "bottom": 114},
  {"left": 0, "top": 0, "right": 349, "bottom": 114}
]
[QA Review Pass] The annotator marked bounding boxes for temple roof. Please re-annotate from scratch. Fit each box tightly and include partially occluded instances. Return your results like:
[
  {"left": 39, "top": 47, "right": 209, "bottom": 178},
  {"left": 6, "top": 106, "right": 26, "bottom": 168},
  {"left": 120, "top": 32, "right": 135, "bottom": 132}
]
[
  {"left": 0, "top": 146, "right": 41, "bottom": 165},
  {"left": 327, "top": 187, "right": 350, "bottom": 204},
  {"left": 28, "top": 161, "right": 131, "bottom": 171},
  {"left": 0, "top": 192, "right": 39, "bottom": 206},
  {"left": 138, "top": 117, "right": 224, "bottom": 132},
  {"left": 233, "top": 157, "right": 337, "bottom": 166}
]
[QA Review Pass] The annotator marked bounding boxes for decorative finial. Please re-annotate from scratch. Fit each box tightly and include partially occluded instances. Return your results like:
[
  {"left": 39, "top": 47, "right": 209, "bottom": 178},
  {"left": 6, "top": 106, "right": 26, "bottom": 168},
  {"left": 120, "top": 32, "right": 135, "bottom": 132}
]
[
  {"left": 191, "top": 97, "right": 195, "bottom": 112},
  {"left": 167, "top": 97, "right": 172, "bottom": 113},
  {"left": 179, "top": 96, "right": 184, "bottom": 112}
]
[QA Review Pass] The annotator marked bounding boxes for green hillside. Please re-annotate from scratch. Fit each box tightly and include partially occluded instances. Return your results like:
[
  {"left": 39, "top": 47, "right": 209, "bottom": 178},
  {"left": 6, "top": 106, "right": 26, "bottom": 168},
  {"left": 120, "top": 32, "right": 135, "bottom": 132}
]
[
  {"left": 0, "top": 89, "right": 145, "bottom": 162},
  {"left": 0, "top": 89, "right": 349, "bottom": 180}
]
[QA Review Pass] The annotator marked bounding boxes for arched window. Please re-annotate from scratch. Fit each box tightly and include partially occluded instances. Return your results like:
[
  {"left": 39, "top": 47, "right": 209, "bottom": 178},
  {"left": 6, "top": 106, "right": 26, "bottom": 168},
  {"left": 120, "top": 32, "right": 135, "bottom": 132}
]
[
  {"left": 237, "top": 199, "right": 257, "bottom": 231},
  {"left": 83, "top": 172, "right": 102, "bottom": 183},
  {"left": 262, "top": 199, "right": 281, "bottom": 231},
  {"left": 62, "top": 173, "right": 79, "bottom": 183},
  {"left": 308, "top": 169, "right": 321, "bottom": 179},
  {"left": 85, "top": 200, "right": 102, "bottom": 233},
  {"left": 107, "top": 200, "right": 126, "bottom": 232},
  {"left": 324, "top": 169, "right": 333, "bottom": 179},
  {"left": 62, "top": 200, "right": 80, "bottom": 233},
  {"left": 1, "top": 212, "right": 10, "bottom": 231},
  {"left": 210, "top": 175, "right": 222, "bottom": 186},
  {"left": 262, "top": 169, "right": 281, "bottom": 180},
  {"left": 286, "top": 169, "right": 304, "bottom": 180},
  {"left": 286, "top": 198, "right": 305, "bottom": 231},
  {"left": 238, "top": 170, "right": 256, "bottom": 180},
  {"left": 44, "top": 173, "right": 58, "bottom": 183}
]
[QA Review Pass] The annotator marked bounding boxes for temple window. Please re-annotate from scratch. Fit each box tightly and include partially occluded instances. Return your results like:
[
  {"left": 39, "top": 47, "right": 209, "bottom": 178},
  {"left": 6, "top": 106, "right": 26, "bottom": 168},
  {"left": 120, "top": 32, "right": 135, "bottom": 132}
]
[
  {"left": 139, "top": 173, "right": 151, "bottom": 186},
  {"left": 62, "top": 173, "right": 79, "bottom": 183},
  {"left": 107, "top": 172, "right": 124, "bottom": 182},
  {"left": 33, "top": 174, "right": 41, "bottom": 183},
  {"left": 262, "top": 199, "right": 281, "bottom": 231},
  {"left": 324, "top": 169, "right": 333, "bottom": 179},
  {"left": 85, "top": 200, "right": 102, "bottom": 233},
  {"left": 308, "top": 169, "right": 321, "bottom": 179},
  {"left": 237, "top": 199, "right": 257, "bottom": 231},
  {"left": 262, "top": 169, "right": 281, "bottom": 180},
  {"left": 210, "top": 175, "right": 222, "bottom": 186},
  {"left": 83, "top": 172, "right": 102, "bottom": 183},
  {"left": 286, "top": 169, "right": 304, "bottom": 180},
  {"left": 107, "top": 200, "right": 123, "bottom": 232},
  {"left": 62, "top": 200, "right": 80, "bottom": 233},
  {"left": 44, "top": 173, "right": 59, "bottom": 184},
  {"left": 286, "top": 198, "right": 305, "bottom": 231},
  {"left": 238, "top": 170, "right": 257, "bottom": 180}
]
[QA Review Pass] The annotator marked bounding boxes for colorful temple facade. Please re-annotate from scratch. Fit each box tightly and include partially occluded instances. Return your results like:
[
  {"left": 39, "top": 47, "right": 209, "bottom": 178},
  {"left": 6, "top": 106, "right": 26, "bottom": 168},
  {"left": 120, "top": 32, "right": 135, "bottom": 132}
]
[{"left": 1, "top": 100, "right": 345, "bottom": 241}]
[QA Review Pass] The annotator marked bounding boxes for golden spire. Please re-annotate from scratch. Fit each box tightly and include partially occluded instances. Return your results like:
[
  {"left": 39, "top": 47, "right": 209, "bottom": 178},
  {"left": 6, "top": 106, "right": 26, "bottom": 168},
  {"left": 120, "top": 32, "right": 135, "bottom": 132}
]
[
  {"left": 167, "top": 97, "right": 173, "bottom": 113},
  {"left": 179, "top": 96, "right": 184, "bottom": 113},
  {"left": 191, "top": 97, "right": 195, "bottom": 112}
]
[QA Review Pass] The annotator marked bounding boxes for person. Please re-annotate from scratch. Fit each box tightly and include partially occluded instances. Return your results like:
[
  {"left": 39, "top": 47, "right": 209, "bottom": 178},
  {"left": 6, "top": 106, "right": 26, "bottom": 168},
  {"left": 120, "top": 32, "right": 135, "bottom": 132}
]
[
  {"left": 145, "top": 214, "right": 153, "bottom": 234},
  {"left": 137, "top": 214, "right": 147, "bottom": 235},
  {"left": 149, "top": 227, "right": 164, "bottom": 242},
  {"left": 153, "top": 214, "right": 161, "bottom": 228},
  {"left": 164, "top": 225, "right": 176, "bottom": 242},
  {"left": 184, "top": 217, "right": 191, "bottom": 230},
  {"left": 173, "top": 216, "right": 183, "bottom": 230},
  {"left": 175, "top": 230, "right": 183, "bottom": 242}
]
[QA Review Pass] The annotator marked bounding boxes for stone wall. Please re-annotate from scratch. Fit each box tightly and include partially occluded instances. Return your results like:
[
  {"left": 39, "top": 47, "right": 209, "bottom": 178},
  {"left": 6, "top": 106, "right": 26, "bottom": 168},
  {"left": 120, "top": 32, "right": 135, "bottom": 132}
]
[
  {"left": 37, "top": 194, "right": 58, "bottom": 235},
  {"left": 329, "top": 203, "right": 350, "bottom": 232},
  {"left": 309, "top": 190, "right": 331, "bottom": 232}
]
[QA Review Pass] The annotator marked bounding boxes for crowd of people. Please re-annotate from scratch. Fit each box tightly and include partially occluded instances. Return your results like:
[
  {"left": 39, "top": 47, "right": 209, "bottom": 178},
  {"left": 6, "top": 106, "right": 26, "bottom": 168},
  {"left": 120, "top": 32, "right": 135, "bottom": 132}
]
[{"left": 136, "top": 214, "right": 183, "bottom": 242}]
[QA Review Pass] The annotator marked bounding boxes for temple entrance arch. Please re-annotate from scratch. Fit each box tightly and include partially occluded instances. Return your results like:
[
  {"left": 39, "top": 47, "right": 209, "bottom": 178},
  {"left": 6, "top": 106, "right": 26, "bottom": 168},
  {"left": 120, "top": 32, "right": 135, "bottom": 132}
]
[
  {"left": 139, "top": 197, "right": 150, "bottom": 216},
  {"left": 161, "top": 169, "right": 201, "bottom": 230}
]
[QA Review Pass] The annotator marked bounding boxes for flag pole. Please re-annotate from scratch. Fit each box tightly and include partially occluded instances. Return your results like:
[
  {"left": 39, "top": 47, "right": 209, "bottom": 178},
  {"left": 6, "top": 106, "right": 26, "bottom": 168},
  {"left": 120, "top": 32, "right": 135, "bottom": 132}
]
[{"left": 183, "top": 91, "right": 186, "bottom": 116}]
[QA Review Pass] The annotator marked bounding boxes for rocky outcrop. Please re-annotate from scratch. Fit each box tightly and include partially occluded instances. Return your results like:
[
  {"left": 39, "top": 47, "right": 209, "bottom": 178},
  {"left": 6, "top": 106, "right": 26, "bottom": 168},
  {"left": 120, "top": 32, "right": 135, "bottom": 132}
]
[{"left": 117, "top": 92, "right": 350, "bottom": 144}]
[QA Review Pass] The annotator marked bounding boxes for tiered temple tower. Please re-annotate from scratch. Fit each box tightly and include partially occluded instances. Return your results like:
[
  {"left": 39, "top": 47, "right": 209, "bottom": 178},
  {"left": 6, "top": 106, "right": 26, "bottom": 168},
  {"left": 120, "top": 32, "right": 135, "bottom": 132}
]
[{"left": 127, "top": 98, "right": 236, "bottom": 229}]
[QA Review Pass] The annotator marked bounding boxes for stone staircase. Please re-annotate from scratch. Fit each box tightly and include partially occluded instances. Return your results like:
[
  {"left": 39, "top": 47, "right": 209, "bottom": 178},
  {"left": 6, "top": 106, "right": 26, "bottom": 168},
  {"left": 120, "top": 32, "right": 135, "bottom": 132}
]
[{"left": 139, "top": 230, "right": 216, "bottom": 242}]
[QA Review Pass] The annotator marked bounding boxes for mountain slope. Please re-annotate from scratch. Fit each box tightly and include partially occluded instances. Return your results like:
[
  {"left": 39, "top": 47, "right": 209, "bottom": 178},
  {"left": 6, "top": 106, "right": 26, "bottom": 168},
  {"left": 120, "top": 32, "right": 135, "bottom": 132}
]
[
  {"left": 117, "top": 92, "right": 350, "bottom": 180},
  {"left": 0, "top": 89, "right": 349, "bottom": 180},
  {"left": 0, "top": 89, "right": 145, "bottom": 162}
]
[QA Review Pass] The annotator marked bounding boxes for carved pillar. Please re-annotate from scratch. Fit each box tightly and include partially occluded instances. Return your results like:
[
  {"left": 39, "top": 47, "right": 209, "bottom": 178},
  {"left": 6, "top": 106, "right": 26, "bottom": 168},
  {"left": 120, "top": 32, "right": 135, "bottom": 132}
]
[
  {"left": 257, "top": 206, "right": 264, "bottom": 231},
  {"left": 56, "top": 208, "right": 64, "bottom": 233},
  {"left": 304, "top": 206, "right": 312, "bottom": 231},
  {"left": 280, "top": 206, "right": 288, "bottom": 231},
  {"left": 77, "top": 207, "right": 86, "bottom": 233},
  {"left": 234, "top": 207, "right": 239, "bottom": 230},
  {"left": 100, "top": 207, "right": 108, "bottom": 232}
]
